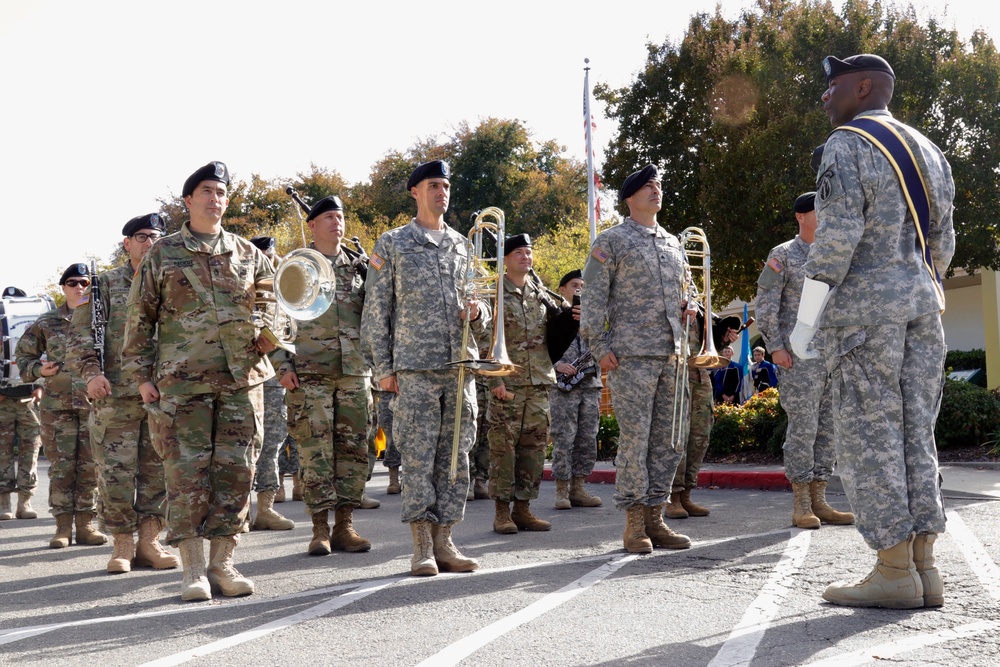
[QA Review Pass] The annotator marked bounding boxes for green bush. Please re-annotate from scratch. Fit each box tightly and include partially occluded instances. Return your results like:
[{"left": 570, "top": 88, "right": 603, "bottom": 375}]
[
  {"left": 935, "top": 380, "right": 1000, "bottom": 449},
  {"left": 709, "top": 388, "right": 786, "bottom": 456},
  {"left": 597, "top": 413, "right": 619, "bottom": 461},
  {"left": 945, "top": 349, "right": 987, "bottom": 387}
]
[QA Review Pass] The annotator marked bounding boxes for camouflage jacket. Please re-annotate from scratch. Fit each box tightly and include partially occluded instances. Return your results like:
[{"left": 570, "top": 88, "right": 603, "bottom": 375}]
[
  {"left": 489, "top": 275, "right": 557, "bottom": 389},
  {"left": 581, "top": 217, "right": 687, "bottom": 361},
  {"left": 805, "top": 110, "right": 955, "bottom": 325},
  {"left": 69, "top": 262, "right": 141, "bottom": 397},
  {"left": 276, "top": 245, "right": 370, "bottom": 379},
  {"left": 121, "top": 221, "right": 275, "bottom": 395},
  {"left": 755, "top": 236, "right": 824, "bottom": 354},
  {"left": 362, "top": 219, "right": 490, "bottom": 381},
  {"left": 15, "top": 303, "right": 89, "bottom": 410}
]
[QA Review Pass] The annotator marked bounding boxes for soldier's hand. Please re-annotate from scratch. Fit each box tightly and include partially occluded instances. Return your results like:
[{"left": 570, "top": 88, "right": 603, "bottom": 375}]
[
  {"left": 555, "top": 362, "right": 577, "bottom": 375},
  {"left": 379, "top": 375, "right": 398, "bottom": 393},
  {"left": 771, "top": 349, "right": 793, "bottom": 369},
  {"left": 40, "top": 361, "right": 61, "bottom": 377},
  {"left": 31, "top": 387, "right": 43, "bottom": 403},
  {"left": 138, "top": 382, "right": 160, "bottom": 404},
  {"left": 279, "top": 371, "right": 300, "bottom": 391},
  {"left": 254, "top": 334, "right": 277, "bottom": 355},
  {"left": 723, "top": 328, "right": 739, "bottom": 345},
  {"left": 599, "top": 351, "right": 619, "bottom": 373},
  {"left": 491, "top": 383, "right": 507, "bottom": 400},
  {"left": 571, "top": 304, "right": 581, "bottom": 322},
  {"left": 87, "top": 375, "right": 112, "bottom": 400},
  {"left": 460, "top": 299, "right": 480, "bottom": 322}
]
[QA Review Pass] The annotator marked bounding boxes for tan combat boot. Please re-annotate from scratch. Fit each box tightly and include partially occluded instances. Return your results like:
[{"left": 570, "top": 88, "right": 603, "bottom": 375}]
[
  {"left": 274, "top": 474, "right": 286, "bottom": 503},
  {"left": 308, "top": 509, "right": 332, "bottom": 555},
  {"left": 291, "top": 474, "right": 303, "bottom": 501},
  {"left": 664, "top": 492, "right": 689, "bottom": 519},
  {"left": 512, "top": 500, "right": 551, "bottom": 531},
  {"left": 809, "top": 480, "right": 854, "bottom": 525},
  {"left": 569, "top": 476, "right": 603, "bottom": 507},
  {"left": 791, "top": 482, "right": 821, "bottom": 529},
  {"left": 431, "top": 524, "right": 479, "bottom": 572},
  {"left": 50, "top": 513, "right": 73, "bottom": 548},
  {"left": 823, "top": 534, "right": 923, "bottom": 609},
  {"left": 913, "top": 533, "right": 944, "bottom": 607},
  {"left": 387, "top": 467, "right": 401, "bottom": 494},
  {"left": 331, "top": 505, "right": 372, "bottom": 552},
  {"left": 75, "top": 512, "right": 108, "bottom": 545},
  {"left": 473, "top": 478, "right": 489, "bottom": 499},
  {"left": 108, "top": 533, "right": 135, "bottom": 574},
  {"left": 177, "top": 538, "right": 211, "bottom": 602},
  {"left": 493, "top": 500, "right": 518, "bottom": 534},
  {"left": 554, "top": 479, "right": 571, "bottom": 510},
  {"left": 642, "top": 505, "right": 691, "bottom": 549},
  {"left": 410, "top": 520, "right": 438, "bottom": 576},
  {"left": 623, "top": 506, "right": 653, "bottom": 554},
  {"left": 359, "top": 493, "right": 381, "bottom": 509},
  {"left": 679, "top": 489, "right": 710, "bottom": 517},
  {"left": 0, "top": 493, "right": 13, "bottom": 520},
  {"left": 252, "top": 490, "right": 295, "bottom": 530},
  {"left": 134, "top": 516, "right": 179, "bottom": 569},
  {"left": 207, "top": 535, "right": 254, "bottom": 597},
  {"left": 16, "top": 491, "right": 37, "bottom": 519}
]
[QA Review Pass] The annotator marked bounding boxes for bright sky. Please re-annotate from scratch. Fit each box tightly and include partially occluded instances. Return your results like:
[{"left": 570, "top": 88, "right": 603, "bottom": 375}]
[{"left": 2, "top": 0, "right": 996, "bottom": 294}]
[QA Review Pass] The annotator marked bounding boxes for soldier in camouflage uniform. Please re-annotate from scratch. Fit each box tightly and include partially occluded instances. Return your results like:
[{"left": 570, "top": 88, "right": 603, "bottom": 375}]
[
  {"left": 0, "top": 381, "right": 42, "bottom": 521},
  {"left": 122, "top": 162, "right": 275, "bottom": 602},
  {"left": 791, "top": 55, "right": 955, "bottom": 609},
  {"left": 581, "top": 165, "right": 691, "bottom": 554},
  {"left": 16, "top": 263, "right": 107, "bottom": 548},
  {"left": 362, "top": 160, "right": 488, "bottom": 576},
  {"left": 486, "top": 234, "right": 566, "bottom": 534},
  {"left": 276, "top": 196, "right": 372, "bottom": 556},
  {"left": 756, "top": 193, "right": 854, "bottom": 531},
  {"left": 246, "top": 236, "right": 295, "bottom": 532},
  {"left": 548, "top": 269, "right": 603, "bottom": 511},
  {"left": 69, "top": 214, "right": 181, "bottom": 573},
  {"left": 465, "top": 338, "right": 491, "bottom": 502}
]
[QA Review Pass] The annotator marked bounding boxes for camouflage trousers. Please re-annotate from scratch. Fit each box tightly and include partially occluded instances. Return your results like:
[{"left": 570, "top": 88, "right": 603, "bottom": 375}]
[
  {"left": 394, "top": 369, "right": 475, "bottom": 525},
  {"left": 90, "top": 395, "right": 165, "bottom": 533},
  {"left": 469, "top": 382, "right": 490, "bottom": 480},
  {"left": 253, "top": 383, "right": 287, "bottom": 492},
  {"left": 287, "top": 375, "right": 371, "bottom": 512},
  {"left": 152, "top": 386, "right": 262, "bottom": 546},
  {"left": 826, "top": 312, "right": 947, "bottom": 551},
  {"left": 487, "top": 384, "right": 550, "bottom": 502},
  {"left": 0, "top": 397, "right": 41, "bottom": 493},
  {"left": 376, "top": 390, "right": 401, "bottom": 469},
  {"left": 548, "top": 386, "right": 600, "bottom": 481},
  {"left": 606, "top": 356, "right": 684, "bottom": 511},
  {"left": 673, "top": 369, "right": 713, "bottom": 492},
  {"left": 779, "top": 354, "right": 835, "bottom": 484},
  {"left": 40, "top": 406, "right": 99, "bottom": 515},
  {"left": 277, "top": 436, "right": 299, "bottom": 476}
]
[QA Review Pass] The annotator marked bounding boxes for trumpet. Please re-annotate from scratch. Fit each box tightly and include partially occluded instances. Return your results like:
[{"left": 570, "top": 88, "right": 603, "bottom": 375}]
[{"left": 670, "top": 227, "right": 728, "bottom": 452}]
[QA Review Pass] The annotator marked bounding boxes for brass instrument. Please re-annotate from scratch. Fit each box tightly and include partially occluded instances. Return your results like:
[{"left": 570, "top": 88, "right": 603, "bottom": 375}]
[
  {"left": 448, "top": 207, "right": 517, "bottom": 483},
  {"left": 270, "top": 188, "right": 338, "bottom": 321},
  {"left": 671, "top": 227, "right": 728, "bottom": 452}
]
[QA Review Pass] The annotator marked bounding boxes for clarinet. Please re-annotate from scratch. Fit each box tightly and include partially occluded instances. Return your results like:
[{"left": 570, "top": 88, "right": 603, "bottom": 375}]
[
  {"left": 556, "top": 349, "right": 597, "bottom": 391},
  {"left": 89, "top": 260, "right": 107, "bottom": 373}
]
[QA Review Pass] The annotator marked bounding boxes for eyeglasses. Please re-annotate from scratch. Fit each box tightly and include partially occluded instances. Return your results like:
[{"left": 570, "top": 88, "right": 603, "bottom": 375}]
[
  {"left": 64, "top": 279, "right": 91, "bottom": 288},
  {"left": 132, "top": 232, "right": 162, "bottom": 243}
]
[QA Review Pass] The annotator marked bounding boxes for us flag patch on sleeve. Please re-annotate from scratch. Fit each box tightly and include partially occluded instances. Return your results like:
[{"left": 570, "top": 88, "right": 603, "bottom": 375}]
[
  {"left": 370, "top": 253, "right": 385, "bottom": 271},
  {"left": 767, "top": 257, "right": 784, "bottom": 273},
  {"left": 591, "top": 246, "right": 609, "bottom": 264},
  {"left": 79, "top": 294, "right": 91, "bottom": 305}
]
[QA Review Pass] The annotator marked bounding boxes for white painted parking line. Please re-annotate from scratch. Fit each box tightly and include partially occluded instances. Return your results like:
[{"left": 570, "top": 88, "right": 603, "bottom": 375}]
[
  {"left": 946, "top": 509, "right": 1000, "bottom": 601},
  {"left": 708, "top": 529, "right": 810, "bottom": 667},
  {"left": 805, "top": 619, "right": 1000, "bottom": 666}
]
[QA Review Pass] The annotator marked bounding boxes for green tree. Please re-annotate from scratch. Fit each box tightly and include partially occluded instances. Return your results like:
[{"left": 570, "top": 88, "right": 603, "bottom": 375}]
[{"left": 596, "top": 0, "right": 1000, "bottom": 305}]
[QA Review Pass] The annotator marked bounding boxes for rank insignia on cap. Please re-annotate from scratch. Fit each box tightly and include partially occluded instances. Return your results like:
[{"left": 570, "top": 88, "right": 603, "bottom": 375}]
[
  {"left": 766, "top": 258, "right": 784, "bottom": 274},
  {"left": 150, "top": 213, "right": 160, "bottom": 227},
  {"left": 591, "top": 246, "right": 609, "bottom": 264},
  {"left": 370, "top": 253, "right": 385, "bottom": 271},
  {"left": 823, "top": 58, "right": 832, "bottom": 77},
  {"left": 214, "top": 162, "right": 226, "bottom": 178}
]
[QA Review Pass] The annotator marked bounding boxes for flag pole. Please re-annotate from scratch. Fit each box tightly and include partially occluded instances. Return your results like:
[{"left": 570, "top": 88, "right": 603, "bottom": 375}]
[{"left": 584, "top": 58, "right": 597, "bottom": 245}]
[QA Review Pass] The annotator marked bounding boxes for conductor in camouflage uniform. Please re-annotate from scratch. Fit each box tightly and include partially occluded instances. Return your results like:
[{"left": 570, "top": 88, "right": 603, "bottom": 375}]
[
  {"left": 581, "top": 165, "right": 691, "bottom": 554},
  {"left": 362, "top": 160, "right": 487, "bottom": 576},
  {"left": 70, "top": 213, "right": 180, "bottom": 574},
  {"left": 122, "top": 161, "right": 276, "bottom": 602},
  {"left": 16, "top": 263, "right": 107, "bottom": 549},
  {"left": 791, "top": 55, "right": 955, "bottom": 609},
  {"left": 277, "top": 196, "right": 373, "bottom": 556},
  {"left": 756, "top": 193, "right": 854, "bottom": 531}
]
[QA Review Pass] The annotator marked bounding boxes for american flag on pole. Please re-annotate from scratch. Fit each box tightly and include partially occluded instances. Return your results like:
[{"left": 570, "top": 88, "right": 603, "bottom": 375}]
[{"left": 583, "top": 59, "right": 600, "bottom": 245}]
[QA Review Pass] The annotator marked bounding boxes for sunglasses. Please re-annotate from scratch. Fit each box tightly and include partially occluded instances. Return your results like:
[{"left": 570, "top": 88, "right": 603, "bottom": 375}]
[{"left": 64, "top": 279, "right": 91, "bottom": 288}]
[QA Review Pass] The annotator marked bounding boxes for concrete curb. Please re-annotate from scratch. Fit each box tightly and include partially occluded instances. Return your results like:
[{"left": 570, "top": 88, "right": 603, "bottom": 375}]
[{"left": 541, "top": 468, "right": 792, "bottom": 491}]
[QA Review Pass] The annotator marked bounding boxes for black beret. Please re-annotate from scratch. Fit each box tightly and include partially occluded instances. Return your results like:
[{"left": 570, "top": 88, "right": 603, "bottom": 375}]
[
  {"left": 406, "top": 160, "right": 450, "bottom": 190},
  {"left": 182, "top": 161, "right": 230, "bottom": 198},
  {"left": 122, "top": 213, "right": 166, "bottom": 237},
  {"left": 793, "top": 192, "right": 816, "bottom": 214},
  {"left": 250, "top": 236, "right": 276, "bottom": 252},
  {"left": 559, "top": 269, "right": 582, "bottom": 287},
  {"left": 822, "top": 54, "right": 895, "bottom": 82},
  {"left": 59, "top": 263, "right": 90, "bottom": 285},
  {"left": 619, "top": 164, "right": 660, "bottom": 202},
  {"left": 810, "top": 144, "right": 825, "bottom": 174},
  {"left": 504, "top": 233, "right": 531, "bottom": 256},
  {"left": 715, "top": 315, "right": 741, "bottom": 332},
  {"left": 306, "top": 195, "right": 344, "bottom": 222},
  {"left": 3, "top": 286, "right": 27, "bottom": 297}
]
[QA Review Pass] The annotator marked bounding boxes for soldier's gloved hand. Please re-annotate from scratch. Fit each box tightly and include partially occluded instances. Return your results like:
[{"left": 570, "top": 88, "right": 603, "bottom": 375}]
[{"left": 789, "top": 322, "right": 820, "bottom": 359}]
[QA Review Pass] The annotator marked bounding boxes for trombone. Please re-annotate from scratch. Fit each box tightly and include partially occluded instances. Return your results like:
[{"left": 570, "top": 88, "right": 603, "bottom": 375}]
[
  {"left": 448, "top": 207, "right": 517, "bottom": 483},
  {"left": 670, "top": 227, "right": 728, "bottom": 452}
]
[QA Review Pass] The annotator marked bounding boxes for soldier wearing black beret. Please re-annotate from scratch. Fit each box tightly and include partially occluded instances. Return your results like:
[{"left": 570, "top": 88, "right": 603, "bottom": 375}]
[
  {"left": 121, "top": 213, "right": 166, "bottom": 240},
  {"left": 181, "top": 161, "right": 231, "bottom": 199},
  {"left": 59, "top": 263, "right": 90, "bottom": 286},
  {"left": 405, "top": 160, "right": 450, "bottom": 191}
]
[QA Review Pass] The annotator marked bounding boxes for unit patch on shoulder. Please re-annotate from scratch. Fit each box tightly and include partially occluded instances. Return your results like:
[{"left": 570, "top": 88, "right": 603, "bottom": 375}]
[
  {"left": 369, "top": 253, "right": 386, "bottom": 271},
  {"left": 817, "top": 168, "right": 834, "bottom": 201},
  {"left": 590, "top": 246, "right": 609, "bottom": 264}
]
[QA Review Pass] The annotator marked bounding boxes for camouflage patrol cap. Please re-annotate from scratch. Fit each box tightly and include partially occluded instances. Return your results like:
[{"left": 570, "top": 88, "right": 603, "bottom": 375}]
[
  {"left": 182, "top": 161, "right": 230, "bottom": 198},
  {"left": 822, "top": 54, "right": 895, "bottom": 82}
]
